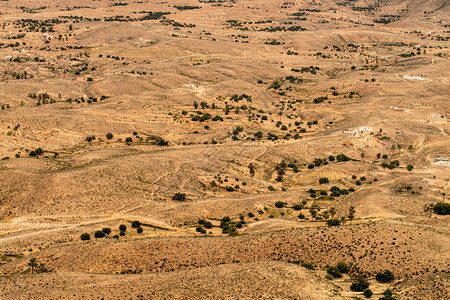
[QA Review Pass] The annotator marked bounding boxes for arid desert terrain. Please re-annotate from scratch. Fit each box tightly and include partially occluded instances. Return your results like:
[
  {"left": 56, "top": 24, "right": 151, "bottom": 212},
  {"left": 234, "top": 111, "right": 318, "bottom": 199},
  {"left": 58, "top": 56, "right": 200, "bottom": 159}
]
[{"left": 0, "top": 0, "right": 449, "bottom": 299}]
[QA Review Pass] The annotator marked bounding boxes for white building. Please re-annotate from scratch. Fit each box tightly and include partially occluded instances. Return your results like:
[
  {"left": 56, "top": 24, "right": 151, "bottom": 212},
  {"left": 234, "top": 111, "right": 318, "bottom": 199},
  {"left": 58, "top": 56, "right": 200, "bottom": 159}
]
[
  {"left": 342, "top": 129, "right": 358, "bottom": 137},
  {"left": 359, "top": 127, "right": 373, "bottom": 133}
]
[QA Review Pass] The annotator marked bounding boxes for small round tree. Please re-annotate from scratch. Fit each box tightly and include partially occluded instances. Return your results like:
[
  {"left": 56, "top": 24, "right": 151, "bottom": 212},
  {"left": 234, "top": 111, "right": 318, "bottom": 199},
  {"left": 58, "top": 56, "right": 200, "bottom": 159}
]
[
  {"left": 94, "top": 230, "right": 105, "bottom": 238},
  {"left": 363, "top": 289, "right": 373, "bottom": 298},
  {"left": 80, "top": 233, "right": 90, "bottom": 240}
]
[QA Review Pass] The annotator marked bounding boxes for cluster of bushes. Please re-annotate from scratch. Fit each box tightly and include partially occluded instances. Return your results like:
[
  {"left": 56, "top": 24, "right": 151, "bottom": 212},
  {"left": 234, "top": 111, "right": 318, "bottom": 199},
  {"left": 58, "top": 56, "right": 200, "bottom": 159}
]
[
  {"left": 327, "top": 219, "right": 341, "bottom": 226},
  {"left": 293, "top": 201, "right": 307, "bottom": 211},
  {"left": 80, "top": 227, "right": 112, "bottom": 240},
  {"left": 29, "top": 147, "right": 44, "bottom": 157},
  {"left": 85, "top": 135, "right": 96, "bottom": 142},
  {"left": 220, "top": 216, "right": 244, "bottom": 236},
  {"left": 259, "top": 25, "right": 305, "bottom": 32},
  {"left": 264, "top": 39, "right": 282, "bottom": 45},
  {"left": 308, "top": 186, "right": 353, "bottom": 199},
  {"left": 326, "top": 261, "right": 349, "bottom": 279},
  {"left": 230, "top": 94, "right": 252, "bottom": 102},
  {"left": 376, "top": 270, "right": 395, "bottom": 282},
  {"left": 131, "top": 221, "right": 143, "bottom": 233},
  {"left": 307, "top": 154, "right": 352, "bottom": 169},
  {"left": 313, "top": 96, "right": 328, "bottom": 103},
  {"left": 273, "top": 160, "right": 300, "bottom": 181},
  {"left": 381, "top": 160, "right": 400, "bottom": 169},
  {"left": 291, "top": 66, "right": 319, "bottom": 74},
  {"left": 319, "top": 177, "right": 329, "bottom": 184},
  {"left": 196, "top": 219, "right": 213, "bottom": 234},
  {"left": 285, "top": 75, "right": 303, "bottom": 84},
  {"left": 27, "top": 257, "right": 49, "bottom": 274},
  {"left": 81, "top": 222, "right": 143, "bottom": 240}
]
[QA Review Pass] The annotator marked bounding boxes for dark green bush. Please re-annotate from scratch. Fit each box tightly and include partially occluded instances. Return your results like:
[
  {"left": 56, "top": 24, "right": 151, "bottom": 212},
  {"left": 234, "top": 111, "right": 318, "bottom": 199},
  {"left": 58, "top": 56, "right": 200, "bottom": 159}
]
[
  {"left": 336, "top": 261, "right": 349, "bottom": 273},
  {"left": 80, "top": 233, "right": 90, "bottom": 240},
  {"left": 172, "top": 193, "right": 186, "bottom": 201},
  {"left": 204, "top": 221, "right": 213, "bottom": 229},
  {"left": 432, "top": 202, "right": 450, "bottom": 215},
  {"left": 275, "top": 201, "right": 286, "bottom": 208},
  {"left": 326, "top": 266, "right": 342, "bottom": 278},
  {"left": 376, "top": 270, "right": 395, "bottom": 283},
  {"left": 363, "top": 289, "right": 373, "bottom": 298},
  {"left": 327, "top": 219, "right": 341, "bottom": 226},
  {"left": 292, "top": 204, "right": 303, "bottom": 210},
  {"left": 94, "top": 230, "right": 105, "bottom": 238},
  {"left": 350, "top": 275, "right": 370, "bottom": 292}
]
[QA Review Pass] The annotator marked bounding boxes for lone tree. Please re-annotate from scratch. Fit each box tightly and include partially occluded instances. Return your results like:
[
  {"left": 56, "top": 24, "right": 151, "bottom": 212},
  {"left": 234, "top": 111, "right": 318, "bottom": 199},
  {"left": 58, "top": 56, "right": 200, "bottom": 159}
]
[
  {"left": 28, "top": 257, "right": 37, "bottom": 275},
  {"left": 348, "top": 206, "right": 355, "bottom": 222},
  {"left": 106, "top": 133, "right": 114, "bottom": 140},
  {"left": 248, "top": 163, "right": 255, "bottom": 176},
  {"left": 329, "top": 207, "right": 336, "bottom": 219}
]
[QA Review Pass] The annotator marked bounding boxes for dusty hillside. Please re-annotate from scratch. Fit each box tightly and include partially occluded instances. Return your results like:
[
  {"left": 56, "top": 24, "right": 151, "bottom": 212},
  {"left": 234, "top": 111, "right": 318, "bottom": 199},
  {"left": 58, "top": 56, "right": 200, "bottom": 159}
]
[{"left": 0, "top": 0, "right": 449, "bottom": 298}]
